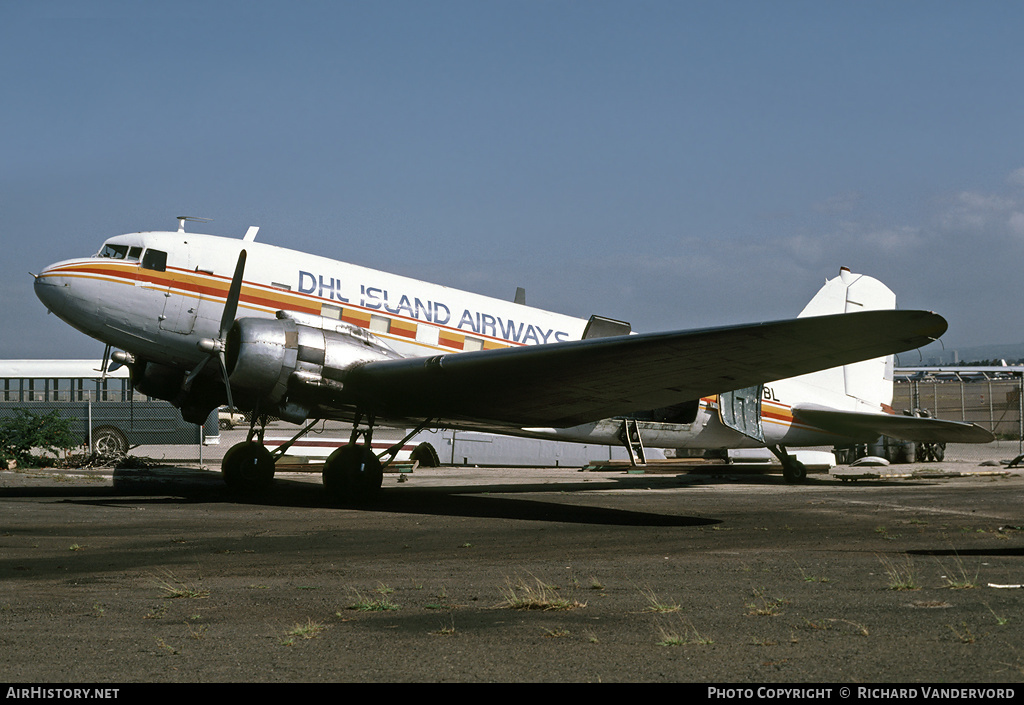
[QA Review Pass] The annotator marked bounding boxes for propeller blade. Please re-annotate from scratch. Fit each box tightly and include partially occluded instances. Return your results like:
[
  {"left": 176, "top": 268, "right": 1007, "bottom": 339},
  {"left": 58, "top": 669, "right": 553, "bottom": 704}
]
[
  {"left": 182, "top": 355, "right": 210, "bottom": 391},
  {"left": 217, "top": 350, "right": 235, "bottom": 412},
  {"left": 220, "top": 249, "right": 247, "bottom": 339}
]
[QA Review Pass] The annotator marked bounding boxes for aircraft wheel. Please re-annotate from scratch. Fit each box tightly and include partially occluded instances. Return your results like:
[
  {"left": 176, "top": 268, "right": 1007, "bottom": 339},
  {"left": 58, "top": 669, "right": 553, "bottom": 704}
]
[
  {"left": 782, "top": 459, "right": 808, "bottom": 483},
  {"left": 322, "top": 444, "right": 383, "bottom": 504},
  {"left": 221, "top": 441, "right": 276, "bottom": 493}
]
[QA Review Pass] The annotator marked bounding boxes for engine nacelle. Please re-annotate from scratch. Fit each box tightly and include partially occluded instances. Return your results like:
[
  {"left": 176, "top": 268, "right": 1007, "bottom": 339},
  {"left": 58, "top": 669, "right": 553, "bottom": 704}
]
[
  {"left": 132, "top": 359, "right": 185, "bottom": 401},
  {"left": 225, "top": 311, "right": 401, "bottom": 423}
]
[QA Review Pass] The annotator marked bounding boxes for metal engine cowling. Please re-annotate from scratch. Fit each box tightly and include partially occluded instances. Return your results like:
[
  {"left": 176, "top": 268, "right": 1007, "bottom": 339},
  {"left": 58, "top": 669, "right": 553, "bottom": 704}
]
[{"left": 225, "top": 311, "right": 401, "bottom": 422}]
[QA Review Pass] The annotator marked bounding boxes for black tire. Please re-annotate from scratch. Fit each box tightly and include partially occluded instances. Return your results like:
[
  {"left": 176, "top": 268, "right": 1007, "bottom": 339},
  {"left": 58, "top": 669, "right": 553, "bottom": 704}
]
[
  {"left": 782, "top": 459, "right": 808, "bottom": 483},
  {"left": 409, "top": 442, "right": 440, "bottom": 467},
  {"left": 322, "top": 444, "right": 383, "bottom": 504},
  {"left": 92, "top": 426, "right": 128, "bottom": 456},
  {"left": 221, "top": 441, "right": 276, "bottom": 493}
]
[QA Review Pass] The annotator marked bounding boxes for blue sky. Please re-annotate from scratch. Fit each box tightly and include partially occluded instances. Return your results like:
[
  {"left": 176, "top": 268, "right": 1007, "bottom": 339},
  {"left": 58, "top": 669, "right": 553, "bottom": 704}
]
[{"left": 4, "top": 1, "right": 1024, "bottom": 362}]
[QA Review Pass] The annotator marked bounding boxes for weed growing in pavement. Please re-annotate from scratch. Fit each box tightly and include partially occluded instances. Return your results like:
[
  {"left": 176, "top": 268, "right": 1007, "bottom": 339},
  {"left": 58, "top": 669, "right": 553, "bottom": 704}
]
[
  {"left": 154, "top": 638, "right": 179, "bottom": 655},
  {"left": 498, "top": 575, "right": 585, "bottom": 611},
  {"left": 947, "top": 621, "right": 979, "bottom": 644},
  {"left": 151, "top": 570, "right": 209, "bottom": 599},
  {"left": 935, "top": 551, "right": 980, "bottom": 590},
  {"left": 877, "top": 554, "right": 919, "bottom": 591},
  {"left": 746, "top": 587, "right": 788, "bottom": 616},
  {"left": 656, "top": 618, "right": 713, "bottom": 646},
  {"left": 983, "top": 602, "right": 1009, "bottom": 626},
  {"left": 795, "top": 561, "right": 830, "bottom": 583},
  {"left": 282, "top": 618, "right": 326, "bottom": 645},
  {"left": 639, "top": 587, "right": 682, "bottom": 614},
  {"left": 801, "top": 617, "right": 869, "bottom": 636},
  {"left": 543, "top": 627, "right": 571, "bottom": 638},
  {"left": 432, "top": 615, "right": 457, "bottom": 636},
  {"left": 345, "top": 586, "right": 400, "bottom": 612}
]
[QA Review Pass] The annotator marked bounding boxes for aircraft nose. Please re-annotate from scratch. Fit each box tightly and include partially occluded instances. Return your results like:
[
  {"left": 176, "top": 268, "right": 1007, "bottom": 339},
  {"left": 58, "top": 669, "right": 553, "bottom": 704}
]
[
  {"left": 34, "top": 261, "right": 77, "bottom": 318},
  {"left": 34, "top": 264, "right": 61, "bottom": 308}
]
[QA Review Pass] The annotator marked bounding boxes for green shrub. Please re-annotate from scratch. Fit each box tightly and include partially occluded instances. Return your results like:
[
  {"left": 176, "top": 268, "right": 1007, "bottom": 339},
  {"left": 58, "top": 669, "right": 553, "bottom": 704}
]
[{"left": 0, "top": 409, "right": 78, "bottom": 466}]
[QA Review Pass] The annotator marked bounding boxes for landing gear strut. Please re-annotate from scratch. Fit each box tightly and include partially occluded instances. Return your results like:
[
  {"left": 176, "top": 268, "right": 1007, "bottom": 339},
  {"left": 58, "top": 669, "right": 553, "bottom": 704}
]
[{"left": 768, "top": 445, "right": 808, "bottom": 483}]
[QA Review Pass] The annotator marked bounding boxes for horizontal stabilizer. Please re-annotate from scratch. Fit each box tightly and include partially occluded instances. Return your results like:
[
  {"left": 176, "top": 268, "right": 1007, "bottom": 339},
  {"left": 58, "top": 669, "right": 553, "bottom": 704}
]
[
  {"left": 793, "top": 406, "right": 994, "bottom": 444},
  {"left": 343, "top": 309, "right": 947, "bottom": 428}
]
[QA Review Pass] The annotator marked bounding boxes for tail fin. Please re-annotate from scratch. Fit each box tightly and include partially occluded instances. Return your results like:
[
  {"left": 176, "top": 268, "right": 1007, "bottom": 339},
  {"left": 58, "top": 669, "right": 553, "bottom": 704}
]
[{"left": 794, "top": 267, "right": 896, "bottom": 412}]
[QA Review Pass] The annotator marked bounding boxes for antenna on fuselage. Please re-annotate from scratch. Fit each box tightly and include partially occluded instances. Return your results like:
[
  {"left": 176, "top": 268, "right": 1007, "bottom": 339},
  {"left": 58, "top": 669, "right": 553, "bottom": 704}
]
[{"left": 176, "top": 216, "right": 212, "bottom": 233}]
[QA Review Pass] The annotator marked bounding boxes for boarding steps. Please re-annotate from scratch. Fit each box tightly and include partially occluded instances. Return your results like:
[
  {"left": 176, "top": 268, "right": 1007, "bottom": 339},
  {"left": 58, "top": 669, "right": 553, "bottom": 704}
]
[{"left": 620, "top": 419, "right": 647, "bottom": 467}]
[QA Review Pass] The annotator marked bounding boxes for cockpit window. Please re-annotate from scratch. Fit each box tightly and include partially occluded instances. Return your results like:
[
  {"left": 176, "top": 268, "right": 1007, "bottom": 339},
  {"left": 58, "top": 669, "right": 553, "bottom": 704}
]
[
  {"left": 141, "top": 249, "right": 167, "bottom": 272},
  {"left": 98, "top": 243, "right": 144, "bottom": 262},
  {"left": 99, "top": 243, "right": 129, "bottom": 259}
]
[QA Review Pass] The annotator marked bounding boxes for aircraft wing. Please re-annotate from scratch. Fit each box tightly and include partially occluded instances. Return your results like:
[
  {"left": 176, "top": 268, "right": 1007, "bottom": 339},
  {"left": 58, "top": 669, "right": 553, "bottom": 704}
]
[
  {"left": 792, "top": 406, "right": 994, "bottom": 444},
  {"left": 340, "top": 309, "right": 947, "bottom": 428}
]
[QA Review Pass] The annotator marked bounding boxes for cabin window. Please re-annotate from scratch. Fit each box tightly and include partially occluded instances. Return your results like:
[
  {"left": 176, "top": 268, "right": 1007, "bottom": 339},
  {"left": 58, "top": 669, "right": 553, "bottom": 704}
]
[
  {"left": 142, "top": 249, "right": 167, "bottom": 272},
  {"left": 416, "top": 324, "right": 440, "bottom": 346}
]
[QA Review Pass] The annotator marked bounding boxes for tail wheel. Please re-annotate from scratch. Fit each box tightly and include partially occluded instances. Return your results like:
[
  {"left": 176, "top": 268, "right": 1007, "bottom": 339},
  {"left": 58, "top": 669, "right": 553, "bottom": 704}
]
[
  {"left": 221, "top": 441, "right": 276, "bottom": 493},
  {"left": 323, "top": 444, "right": 383, "bottom": 504},
  {"left": 782, "top": 459, "right": 808, "bottom": 483},
  {"left": 92, "top": 426, "right": 128, "bottom": 456}
]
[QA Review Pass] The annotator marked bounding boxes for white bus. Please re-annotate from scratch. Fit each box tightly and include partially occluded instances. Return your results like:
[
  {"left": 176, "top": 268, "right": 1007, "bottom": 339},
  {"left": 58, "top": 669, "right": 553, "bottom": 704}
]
[{"left": 0, "top": 360, "right": 218, "bottom": 455}]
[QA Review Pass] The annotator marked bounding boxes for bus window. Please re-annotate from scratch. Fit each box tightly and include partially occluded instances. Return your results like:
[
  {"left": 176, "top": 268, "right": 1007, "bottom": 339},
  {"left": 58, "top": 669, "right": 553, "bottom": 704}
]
[
  {"left": 27, "top": 379, "right": 46, "bottom": 402},
  {"left": 142, "top": 249, "right": 167, "bottom": 272},
  {"left": 97, "top": 377, "right": 131, "bottom": 402}
]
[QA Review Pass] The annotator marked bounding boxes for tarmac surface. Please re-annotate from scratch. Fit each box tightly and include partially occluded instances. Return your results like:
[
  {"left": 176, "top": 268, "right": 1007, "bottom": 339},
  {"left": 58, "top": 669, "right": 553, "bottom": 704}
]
[{"left": 2, "top": 446, "right": 1023, "bottom": 684}]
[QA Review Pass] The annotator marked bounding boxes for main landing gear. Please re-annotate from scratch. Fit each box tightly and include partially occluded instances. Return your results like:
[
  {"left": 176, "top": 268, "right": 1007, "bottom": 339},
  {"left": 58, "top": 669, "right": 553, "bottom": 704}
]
[
  {"left": 220, "top": 412, "right": 433, "bottom": 504},
  {"left": 768, "top": 445, "right": 808, "bottom": 484},
  {"left": 321, "top": 415, "right": 383, "bottom": 504}
]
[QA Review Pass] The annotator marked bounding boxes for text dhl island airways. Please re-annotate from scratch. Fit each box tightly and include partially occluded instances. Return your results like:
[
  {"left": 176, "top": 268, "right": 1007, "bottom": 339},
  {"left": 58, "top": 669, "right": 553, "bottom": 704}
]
[{"left": 298, "top": 270, "right": 572, "bottom": 344}]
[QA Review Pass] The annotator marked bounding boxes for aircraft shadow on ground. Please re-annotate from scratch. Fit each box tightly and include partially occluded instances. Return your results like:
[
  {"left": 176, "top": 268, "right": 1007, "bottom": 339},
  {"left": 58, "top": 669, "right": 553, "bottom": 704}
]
[
  {"left": 908, "top": 546, "right": 1024, "bottom": 558},
  {"left": 1, "top": 468, "right": 720, "bottom": 527}
]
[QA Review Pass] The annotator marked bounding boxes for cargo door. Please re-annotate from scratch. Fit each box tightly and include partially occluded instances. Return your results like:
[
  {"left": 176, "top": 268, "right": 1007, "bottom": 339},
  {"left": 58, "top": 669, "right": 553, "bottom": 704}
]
[
  {"left": 718, "top": 385, "right": 764, "bottom": 442},
  {"left": 147, "top": 247, "right": 200, "bottom": 335}
]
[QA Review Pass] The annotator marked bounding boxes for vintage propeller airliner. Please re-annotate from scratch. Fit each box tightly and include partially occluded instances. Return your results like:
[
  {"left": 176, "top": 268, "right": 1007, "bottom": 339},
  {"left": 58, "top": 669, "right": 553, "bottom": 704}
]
[{"left": 33, "top": 218, "right": 991, "bottom": 502}]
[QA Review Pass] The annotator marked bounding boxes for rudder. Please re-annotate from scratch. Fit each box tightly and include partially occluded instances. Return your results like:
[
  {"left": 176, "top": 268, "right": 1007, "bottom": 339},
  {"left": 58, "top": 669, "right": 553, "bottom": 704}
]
[{"left": 793, "top": 267, "right": 896, "bottom": 412}]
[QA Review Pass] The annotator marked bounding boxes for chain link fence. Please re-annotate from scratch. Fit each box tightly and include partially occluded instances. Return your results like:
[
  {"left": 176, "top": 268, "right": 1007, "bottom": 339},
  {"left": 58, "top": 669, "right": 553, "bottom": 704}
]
[
  {"left": 893, "top": 373, "right": 1024, "bottom": 462},
  {"left": 1, "top": 373, "right": 220, "bottom": 466}
]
